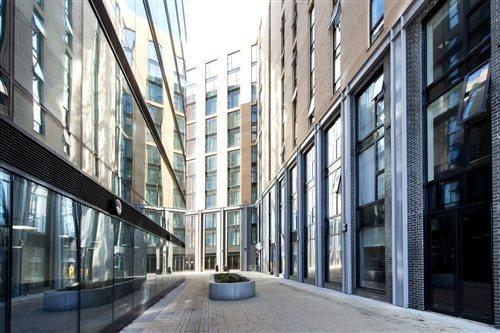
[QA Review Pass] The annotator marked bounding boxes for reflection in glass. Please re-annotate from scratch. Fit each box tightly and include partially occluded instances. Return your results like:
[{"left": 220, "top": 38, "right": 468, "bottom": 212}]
[
  {"left": 11, "top": 176, "right": 78, "bottom": 332},
  {"left": 458, "top": 62, "right": 489, "bottom": 122},
  {"left": 113, "top": 220, "right": 134, "bottom": 320},
  {"left": 80, "top": 206, "right": 113, "bottom": 333}
]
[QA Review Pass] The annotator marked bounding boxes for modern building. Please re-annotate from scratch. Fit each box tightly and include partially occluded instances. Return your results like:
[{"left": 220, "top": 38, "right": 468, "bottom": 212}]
[
  {"left": 184, "top": 41, "right": 259, "bottom": 272},
  {"left": 0, "top": 0, "right": 187, "bottom": 331},
  {"left": 254, "top": 0, "right": 499, "bottom": 327}
]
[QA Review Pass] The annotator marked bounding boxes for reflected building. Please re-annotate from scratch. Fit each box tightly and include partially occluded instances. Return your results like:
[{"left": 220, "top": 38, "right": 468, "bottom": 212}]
[{"left": 0, "top": 0, "right": 187, "bottom": 331}]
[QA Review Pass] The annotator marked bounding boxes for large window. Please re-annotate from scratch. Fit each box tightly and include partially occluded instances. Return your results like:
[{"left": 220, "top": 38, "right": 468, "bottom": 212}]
[
  {"left": 356, "top": 73, "right": 385, "bottom": 291},
  {"left": 228, "top": 111, "right": 240, "bottom": 148},
  {"left": 205, "top": 155, "right": 217, "bottom": 208},
  {"left": 325, "top": 117, "right": 342, "bottom": 284},
  {"left": 290, "top": 165, "right": 298, "bottom": 277},
  {"left": 186, "top": 160, "right": 196, "bottom": 209},
  {"left": 204, "top": 213, "right": 217, "bottom": 270},
  {"left": 304, "top": 148, "right": 316, "bottom": 281},
  {"left": 228, "top": 150, "right": 240, "bottom": 206},
  {"left": 205, "top": 117, "right": 217, "bottom": 153},
  {"left": 226, "top": 210, "right": 241, "bottom": 270},
  {"left": 251, "top": 104, "right": 258, "bottom": 142},
  {"left": 370, "top": 0, "right": 384, "bottom": 43}
]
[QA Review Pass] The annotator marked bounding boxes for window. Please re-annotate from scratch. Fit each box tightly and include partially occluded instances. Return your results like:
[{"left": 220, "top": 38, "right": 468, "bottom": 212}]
[
  {"left": 290, "top": 164, "right": 298, "bottom": 277},
  {"left": 62, "top": 52, "right": 72, "bottom": 154},
  {"left": 122, "top": 28, "right": 135, "bottom": 65},
  {"left": 228, "top": 111, "right": 240, "bottom": 147},
  {"left": 370, "top": 0, "right": 384, "bottom": 43},
  {"left": 279, "top": 179, "right": 285, "bottom": 274},
  {"left": 228, "top": 150, "right": 240, "bottom": 205},
  {"left": 251, "top": 44, "right": 258, "bottom": 102},
  {"left": 205, "top": 155, "right": 217, "bottom": 208},
  {"left": 332, "top": 0, "right": 341, "bottom": 92},
  {"left": 186, "top": 123, "right": 196, "bottom": 158},
  {"left": 251, "top": 145, "right": 258, "bottom": 203},
  {"left": 32, "top": 10, "right": 45, "bottom": 135},
  {"left": 326, "top": 117, "right": 342, "bottom": 284},
  {"left": 356, "top": 73, "right": 385, "bottom": 291},
  {"left": 309, "top": 6, "right": 315, "bottom": 121},
  {"left": 147, "top": 41, "right": 162, "bottom": 85},
  {"left": 458, "top": 62, "right": 490, "bottom": 123},
  {"left": 226, "top": 210, "right": 241, "bottom": 246},
  {"left": 250, "top": 208, "right": 258, "bottom": 245},
  {"left": 205, "top": 60, "right": 217, "bottom": 115},
  {"left": 204, "top": 213, "right": 217, "bottom": 270},
  {"left": 205, "top": 117, "right": 217, "bottom": 153},
  {"left": 173, "top": 152, "right": 185, "bottom": 190},
  {"left": 227, "top": 51, "right": 240, "bottom": 108},
  {"left": 186, "top": 160, "right": 196, "bottom": 209},
  {"left": 251, "top": 104, "right": 258, "bottom": 142},
  {"left": 304, "top": 148, "right": 316, "bottom": 280}
]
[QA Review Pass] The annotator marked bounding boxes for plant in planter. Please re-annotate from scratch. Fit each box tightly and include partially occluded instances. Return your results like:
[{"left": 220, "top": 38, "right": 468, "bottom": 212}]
[{"left": 214, "top": 273, "right": 248, "bottom": 283}]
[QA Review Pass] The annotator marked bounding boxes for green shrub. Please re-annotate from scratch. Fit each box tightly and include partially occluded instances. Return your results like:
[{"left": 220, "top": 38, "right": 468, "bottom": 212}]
[{"left": 214, "top": 273, "right": 249, "bottom": 283}]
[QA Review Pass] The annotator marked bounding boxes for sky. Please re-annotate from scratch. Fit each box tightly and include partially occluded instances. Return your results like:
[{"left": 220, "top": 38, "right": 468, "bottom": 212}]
[{"left": 184, "top": 0, "right": 266, "bottom": 66}]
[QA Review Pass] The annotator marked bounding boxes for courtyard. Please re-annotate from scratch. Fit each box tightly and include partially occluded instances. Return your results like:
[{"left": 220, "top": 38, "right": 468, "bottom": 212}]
[{"left": 122, "top": 273, "right": 496, "bottom": 332}]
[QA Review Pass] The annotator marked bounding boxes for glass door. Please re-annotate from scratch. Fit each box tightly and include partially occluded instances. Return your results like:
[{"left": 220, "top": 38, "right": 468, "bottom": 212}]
[{"left": 428, "top": 205, "right": 492, "bottom": 323}]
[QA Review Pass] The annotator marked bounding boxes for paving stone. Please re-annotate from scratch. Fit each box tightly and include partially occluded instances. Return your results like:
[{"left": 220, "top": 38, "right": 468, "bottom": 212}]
[{"left": 122, "top": 272, "right": 497, "bottom": 332}]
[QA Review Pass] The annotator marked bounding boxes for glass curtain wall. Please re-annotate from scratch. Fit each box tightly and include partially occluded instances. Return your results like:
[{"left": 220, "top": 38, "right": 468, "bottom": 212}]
[
  {"left": 325, "top": 117, "right": 342, "bottom": 284},
  {"left": 4, "top": 170, "right": 183, "bottom": 333},
  {"left": 356, "top": 73, "right": 385, "bottom": 291}
]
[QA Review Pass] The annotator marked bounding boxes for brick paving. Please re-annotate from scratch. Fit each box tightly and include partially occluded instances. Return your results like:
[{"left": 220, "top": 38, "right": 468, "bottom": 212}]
[{"left": 122, "top": 272, "right": 498, "bottom": 332}]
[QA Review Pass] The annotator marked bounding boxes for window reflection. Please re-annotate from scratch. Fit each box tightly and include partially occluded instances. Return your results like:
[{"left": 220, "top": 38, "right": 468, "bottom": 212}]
[{"left": 11, "top": 176, "right": 78, "bottom": 333}]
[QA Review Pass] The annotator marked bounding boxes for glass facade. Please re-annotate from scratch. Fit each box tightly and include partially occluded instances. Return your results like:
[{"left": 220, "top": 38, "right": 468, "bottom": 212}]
[{"left": 2, "top": 170, "right": 183, "bottom": 333}]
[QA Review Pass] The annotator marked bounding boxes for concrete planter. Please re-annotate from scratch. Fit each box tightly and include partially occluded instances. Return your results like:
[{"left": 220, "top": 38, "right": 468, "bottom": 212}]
[{"left": 208, "top": 277, "right": 255, "bottom": 300}]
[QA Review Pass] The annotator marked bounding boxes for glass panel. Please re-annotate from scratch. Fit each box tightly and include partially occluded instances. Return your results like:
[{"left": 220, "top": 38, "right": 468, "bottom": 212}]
[
  {"left": 359, "top": 225, "right": 385, "bottom": 290},
  {"left": 430, "top": 214, "right": 455, "bottom": 313},
  {"left": 146, "top": 234, "right": 156, "bottom": 301},
  {"left": 0, "top": 171, "right": 7, "bottom": 333},
  {"left": 327, "top": 217, "right": 342, "bottom": 284},
  {"left": 80, "top": 206, "right": 113, "bottom": 333},
  {"left": 134, "top": 228, "right": 147, "bottom": 306},
  {"left": 458, "top": 62, "right": 489, "bottom": 122},
  {"left": 370, "top": 0, "right": 384, "bottom": 28},
  {"left": 426, "top": 0, "right": 461, "bottom": 85},
  {"left": 461, "top": 208, "right": 492, "bottom": 321},
  {"left": 427, "top": 84, "right": 464, "bottom": 181},
  {"left": 113, "top": 220, "right": 134, "bottom": 320},
  {"left": 11, "top": 177, "right": 78, "bottom": 333},
  {"left": 358, "top": 146, "right": 375, "bottom": 205}
]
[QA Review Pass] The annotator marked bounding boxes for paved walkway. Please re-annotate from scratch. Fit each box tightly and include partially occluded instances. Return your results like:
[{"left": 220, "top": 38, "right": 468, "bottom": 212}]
[{"left": 122, "top": 272, "right": 497, "bottom": 332}]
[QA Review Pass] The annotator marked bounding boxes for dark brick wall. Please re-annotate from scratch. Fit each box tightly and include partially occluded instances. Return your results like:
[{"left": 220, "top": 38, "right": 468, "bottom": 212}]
[
  {"left": 490, "top": 0, "right": 499, "bottom": 326},
  {"left": 349, "top": 51, "right": 392, "bottom": 304}
]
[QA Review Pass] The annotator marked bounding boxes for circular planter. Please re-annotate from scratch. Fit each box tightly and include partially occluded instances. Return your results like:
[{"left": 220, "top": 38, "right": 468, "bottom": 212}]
[{"left": 209, "top": 278, "right": 255, "bottom": 300}]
